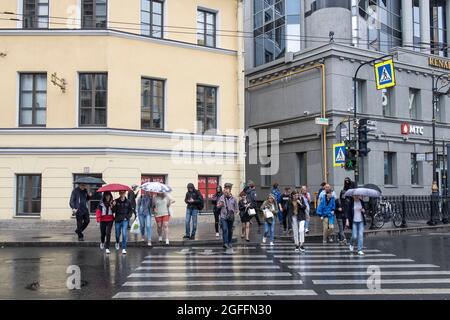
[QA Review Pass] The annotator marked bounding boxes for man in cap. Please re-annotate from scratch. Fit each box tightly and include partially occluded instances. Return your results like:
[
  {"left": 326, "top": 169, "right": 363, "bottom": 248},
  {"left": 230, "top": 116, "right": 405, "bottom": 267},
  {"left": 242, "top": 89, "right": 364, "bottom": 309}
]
[{"left": 217, "top": 183, "right": 239, "bottom": 251}]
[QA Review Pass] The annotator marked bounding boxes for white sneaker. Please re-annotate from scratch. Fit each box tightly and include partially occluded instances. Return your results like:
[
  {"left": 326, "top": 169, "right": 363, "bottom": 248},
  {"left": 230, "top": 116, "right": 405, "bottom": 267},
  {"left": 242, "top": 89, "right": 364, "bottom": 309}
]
[
  {"left": 358, "top": 250, "right": 365, "bottom": 256},
  {"left": 305, "top": 229, "right": 309, "bottom": 233},
  {"left": 165, "top": 239, "right": 170, "bottom": 245},
  {"left": 105, "top": 248, "right": 110, "bottom": 254},
  {"left": 270, "top": 242, "right": 274, "bottom": 246},
  {"left": 215, "top": 232, "right": 220, "bottom": 238},
  {"left": 142, "top": 237, "right": 146, "bottom": 242},
  {"left": 115, "top": 243, "right": 120, "bottom": 250},
  {"left": 158, "top": 236, "right": 163, "bottom": 242},
  {"left": 147, "top": 241, "right": 152, "bottom": 247},
  {"left": 100, "top": 243, "right": 105, "bottom": 250},
  {"left": 349, "top": 244, "right": 354, "bottom": 252},
  {"left": 262, "top": 237, "right": 267, "bottom": 244},
  {"left": 122, "top": 249, "right": 127, "bottom": 255}
]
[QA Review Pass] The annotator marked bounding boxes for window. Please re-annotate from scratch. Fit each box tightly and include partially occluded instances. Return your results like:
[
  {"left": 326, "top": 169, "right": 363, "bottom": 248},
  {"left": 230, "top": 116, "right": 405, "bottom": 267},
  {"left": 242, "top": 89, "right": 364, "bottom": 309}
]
[
  {"left": 141, "top": 0, "right": 163, "bottom": 38},
  {"left": 16, "top": 174, "right": 41, "bottom": 216},
  {"left": 73, "top": 174, "right": 103, "bottom": 214},
  {"left": 141, "top": 174, "right": 167, "bottom": 195},
  {"left": 196, "top": 85, "right": 217, "bottom": 133},
  {"left": 382, "top": 88, "right": 392, "bottom": 116},
  {"left": 436, "top": 93, "right": 445, "bottom": 123},
  {"left": 355, "top": 80, "right": 366, "bottom": 113},
  {"left": 411, "top": 153, "right": 420, "bottom": 185},
  {"left": 384, "top": 152, "right": 395, "bottom": 185},
  {"left": 198, "top": 176, "right": 220, "bottom": 211},
  {"left": 412, "top": 0, "right": 421, "bottom": 52},
  {"left": 409, "top": 88, "right": 420, "bottom": 120},
  {"left": 297, "top": 152, "right": 307, "bottom": 186},
  {"left": 141, "top": 78, "right": 164, "bottom": 130},
  {"left": 197, "top": 9, "right": 216, "bottom": 47},
  {"left": 430, "top": 0, "right": 447, "bottom": 57},
  {"left": 79, "top": 73, "right": 107, "bottom": 127},
  {"left": 23, "top": 0, "right": 49, "bottom": 29},
  {"left": 82, "top": 0, "right": 107, "bottom": 29},
  {"left": 19, "top": 73, "right": 47, "bottom": 126}
]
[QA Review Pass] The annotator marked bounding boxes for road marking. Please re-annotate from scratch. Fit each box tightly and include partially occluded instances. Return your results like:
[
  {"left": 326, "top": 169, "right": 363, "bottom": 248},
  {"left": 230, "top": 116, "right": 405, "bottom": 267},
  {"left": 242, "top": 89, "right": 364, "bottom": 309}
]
[
  {"left": 326, "top": 288, "right": 450, "bottom": 295},
  {"left": 128, "top": 272, "right": 293, "bottom": 278},
  {"left": 123, "top": 279, "right": 304, "bottom": 286},
  {"left": 144, "top": 255, "right": 268, "bottom": 259},
  {"left": 266, "top": 249, "right": 381, "bottom": 253},
  {"left": 313, "top": 279, "right": 450, "bottom": 285},
  {"left": 188, "top": 247, "right": 257, "bottom": 250},
  {"left": 298, "top": 271, "right": 450, "bottom": 276},
  {"left": 280, "top": 259, "right": 413, "bottom": 263},
  {"left": 113, "top": 289, "right": 317, "bottom": 299},
  {"left": 274, "top": 254, "right": 396, "bottom": 258},
  {"left": 261, "top": 245, "right": 353, "bottom": 249},
  {"left": 289, "top": 264, "right": 438, "bottom": 269},
  {"left": 180, "top": 248, "right": 190, "bottom": 254},
  {"left": 141, "top": 260, "right": 274, "bottom": 264},
  {"left": 136, "top": 265, "right": 280, "bottom": 270}
]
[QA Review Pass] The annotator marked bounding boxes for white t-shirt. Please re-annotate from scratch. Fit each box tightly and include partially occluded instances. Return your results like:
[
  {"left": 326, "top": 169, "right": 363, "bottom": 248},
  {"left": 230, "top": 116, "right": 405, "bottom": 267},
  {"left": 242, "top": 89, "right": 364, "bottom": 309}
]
[{"left": 353, "top": 200, "right": 363, "bottom": 222}]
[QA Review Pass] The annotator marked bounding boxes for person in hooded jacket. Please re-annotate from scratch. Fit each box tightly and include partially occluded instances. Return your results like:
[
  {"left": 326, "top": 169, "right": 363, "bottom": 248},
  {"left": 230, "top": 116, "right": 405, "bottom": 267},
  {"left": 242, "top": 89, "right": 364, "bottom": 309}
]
[
  {"left": 184, "top": 183, "right": 203, "bottom": 240},
  {"left": 113, "top": 191, "right": 133, "bottom": 254},
  {"left": 211, "top": 185, "right": 223, "bottom": 238},
  {"left": 96, "top": 191, "right": 114, "bottom": 254},
  {"left": 338, "top": 177, "right": 353, "bottom": 244},
  {"left": 316, "top": 190, "right": 336, "bottom": 244}
]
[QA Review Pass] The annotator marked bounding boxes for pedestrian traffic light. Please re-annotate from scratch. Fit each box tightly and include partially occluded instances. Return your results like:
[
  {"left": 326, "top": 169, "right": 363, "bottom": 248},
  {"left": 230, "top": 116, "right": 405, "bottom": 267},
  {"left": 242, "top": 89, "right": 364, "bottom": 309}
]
[
  {"left": 345, "top": 140, "right": 357, "bottom": 171},
  {"left": 358, "top": 118, "right": 375, "bottom": 157}
]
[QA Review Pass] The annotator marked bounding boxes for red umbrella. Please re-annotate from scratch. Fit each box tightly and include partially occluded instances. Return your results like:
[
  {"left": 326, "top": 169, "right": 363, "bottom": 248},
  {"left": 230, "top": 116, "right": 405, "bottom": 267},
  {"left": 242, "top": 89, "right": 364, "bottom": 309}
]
[{"left": 97, "top": 184, "right": 132, "bottom": 193}]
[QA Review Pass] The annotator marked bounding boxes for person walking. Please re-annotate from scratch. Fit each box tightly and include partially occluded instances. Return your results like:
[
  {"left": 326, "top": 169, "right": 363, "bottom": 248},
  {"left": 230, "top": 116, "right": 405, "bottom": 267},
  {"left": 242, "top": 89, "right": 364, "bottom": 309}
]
[
  {"left": 95, "top": 191, "right": 114, "bottom": 254},
  {"left": 316, "top": 189, "right": 336, "bottom": 244},
  {"left": 245, "top": 180, "right": 262, "bottom": 227},
  {"left": 288, "top": 190, "right": 307, "bottom": 252},
  {"left": 153, "top": 192, "right": 173, "bottom": 245},
  {"left": 271, "top": 183, "right": 283, "bottom": 234},
  {"left": 127, "top": 184, "right": 139, "bottom": 229},
  {"left": 184, "top": 183, "right": 204, "bottom": 240},
  {"left": 316, "top": 182, "right": 326, "bottom": 207},
  {"left": 346, "top": 195, "right": 367, "bottom": 255},
  {"left": 137, "top": 191, "right": 153, "bottom": 247},
  {"left": 69, "top": 183, "right": 92, "bottom": 241},
  {"left": 279, "top": 187, "right": 292, "bottom": 235},
  {"left": 217, "top": 183, "right": 239, "bottom": 250},
  {"left": 338, "top": 177, "right": 353, "bottom": 244},
  {"left": 261, "top": 194, "right": 278, "bottom": 246},
  {"left": 113, "top": 191, "right": 133, "bottom": 255},
  {"left": 211, "top": 185, "right": 223, "bottom": 239},
  {"left": 300, "top": 186, "right": 311, "bottom": 234},
  {"left": 238, "top": 191, "right": 251, "bottom": 242}
]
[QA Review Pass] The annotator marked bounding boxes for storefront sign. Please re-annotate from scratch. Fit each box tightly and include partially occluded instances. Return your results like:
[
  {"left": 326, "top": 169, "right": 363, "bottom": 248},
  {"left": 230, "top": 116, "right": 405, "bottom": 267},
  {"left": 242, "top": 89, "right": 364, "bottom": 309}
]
[
  {"left": 401, "top": 122, "right": 424, "bottom": 135},
  {"left": 429, "top": 57, "right": 450, "bottom": 70}
]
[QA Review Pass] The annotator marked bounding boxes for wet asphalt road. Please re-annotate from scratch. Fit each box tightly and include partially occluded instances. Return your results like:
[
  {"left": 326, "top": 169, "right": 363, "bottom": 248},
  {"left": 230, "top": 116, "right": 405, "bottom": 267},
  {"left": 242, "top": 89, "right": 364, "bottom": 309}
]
[{"left": 1, "top": 232, "right": 450, "bottom": 300}]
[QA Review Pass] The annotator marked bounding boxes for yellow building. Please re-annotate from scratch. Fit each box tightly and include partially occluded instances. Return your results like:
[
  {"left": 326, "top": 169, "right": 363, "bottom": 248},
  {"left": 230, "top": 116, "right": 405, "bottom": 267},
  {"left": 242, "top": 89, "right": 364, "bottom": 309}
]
[{"left": 0, "top": 0, "right": 245, "bottom": 220}]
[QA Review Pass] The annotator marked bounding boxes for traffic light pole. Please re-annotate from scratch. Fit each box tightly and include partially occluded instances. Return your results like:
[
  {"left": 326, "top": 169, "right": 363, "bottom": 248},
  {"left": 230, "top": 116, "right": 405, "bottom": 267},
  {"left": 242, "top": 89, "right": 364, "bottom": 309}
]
[{"left": 352, "top": 54, "right": 393, "bottom": 187}]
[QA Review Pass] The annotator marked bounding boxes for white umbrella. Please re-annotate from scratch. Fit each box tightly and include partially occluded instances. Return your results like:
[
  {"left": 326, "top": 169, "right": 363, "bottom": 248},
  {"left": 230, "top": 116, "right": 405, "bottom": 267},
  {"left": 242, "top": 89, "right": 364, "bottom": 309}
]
[
  {"left": 344, "top": 188, "right": 381, "bottom": 198},
  {"left": 141, "top": 182, "right": 172, "bottom": 193}
]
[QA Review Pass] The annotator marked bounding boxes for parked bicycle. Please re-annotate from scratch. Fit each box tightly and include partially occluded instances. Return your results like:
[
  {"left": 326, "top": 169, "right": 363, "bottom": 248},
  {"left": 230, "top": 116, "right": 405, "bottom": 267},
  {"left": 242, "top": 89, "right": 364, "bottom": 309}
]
[{"left": 371, "top": 197, "right": 402, "bottom": 229}]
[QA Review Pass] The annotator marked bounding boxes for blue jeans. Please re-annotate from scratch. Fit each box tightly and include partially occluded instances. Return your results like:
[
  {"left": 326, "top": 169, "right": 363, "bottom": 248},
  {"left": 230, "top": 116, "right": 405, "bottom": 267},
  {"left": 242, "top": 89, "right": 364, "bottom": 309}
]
[
  {"left": 138, "top": 214, "right": 152, "bottom": 240},
  {"left": 220, "top": 218, "right": 234, "bottom": 246},
  {"left": 115, "top": 220, "right": 128, "bottom": 249},
  {"left": 277, "top": 211, "right": 283, "bottom": 224},
  {"left": 264, "top": 221, "right": 275, "bottom": 242},
  {"left": 351, "top": 221, "right": 364, "bottom": 251},
  {"left": 185, "top": 207, "right": 198, "bottom": 237}
]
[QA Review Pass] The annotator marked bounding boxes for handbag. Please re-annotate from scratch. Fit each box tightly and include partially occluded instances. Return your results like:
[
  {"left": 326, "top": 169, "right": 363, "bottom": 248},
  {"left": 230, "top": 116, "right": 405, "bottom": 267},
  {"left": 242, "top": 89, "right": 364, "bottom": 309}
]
[
  {"left": 224, "top": 197, "right": 235, "bottom": 222},
  {"left": 248, "top": 208, "right": 256, "bottom": 216},
  {"left": 263, "top": 208, "right": 274, "bottom": 219}
]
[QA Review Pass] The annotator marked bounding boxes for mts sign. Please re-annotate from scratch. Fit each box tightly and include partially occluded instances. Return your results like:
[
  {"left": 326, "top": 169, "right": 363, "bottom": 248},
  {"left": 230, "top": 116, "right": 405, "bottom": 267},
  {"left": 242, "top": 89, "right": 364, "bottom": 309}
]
[{"left": 401, "top": 122, "right": 424, "bottom": 135}]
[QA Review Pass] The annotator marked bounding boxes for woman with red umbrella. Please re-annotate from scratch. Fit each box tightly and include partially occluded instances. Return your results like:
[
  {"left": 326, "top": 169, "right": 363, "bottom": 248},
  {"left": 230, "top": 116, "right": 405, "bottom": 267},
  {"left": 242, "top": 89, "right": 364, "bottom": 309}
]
[{"left": 96, "top": 191, "right": 114, "bottom": 254}]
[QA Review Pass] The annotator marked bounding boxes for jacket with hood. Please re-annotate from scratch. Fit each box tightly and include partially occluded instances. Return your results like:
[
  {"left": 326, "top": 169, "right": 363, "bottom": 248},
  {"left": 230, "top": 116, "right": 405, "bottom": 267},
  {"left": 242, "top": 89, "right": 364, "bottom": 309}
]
[
  {"left": 113, "top": 197, "right": 133, "bottom": 222},
  {"left": 184, "top": 183, "right": 203, "bottom": 210},
  {"left": 316, "top": 194, "right": 336, "bottom": 225},
  {"left": 245, "top": 186, "right": 258, "bottom": 210},
  {"left": 260, "top": 196, "right": 278, "bottom": 223},
  {"left": 69, "top": 187, "right": 91, "bottom": 215}
]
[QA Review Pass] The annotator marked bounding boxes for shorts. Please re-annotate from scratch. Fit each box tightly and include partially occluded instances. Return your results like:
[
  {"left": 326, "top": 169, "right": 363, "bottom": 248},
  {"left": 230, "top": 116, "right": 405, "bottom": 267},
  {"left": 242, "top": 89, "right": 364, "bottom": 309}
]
[{"left": 155, "top": 215, "right": 170, "bottom": 224}]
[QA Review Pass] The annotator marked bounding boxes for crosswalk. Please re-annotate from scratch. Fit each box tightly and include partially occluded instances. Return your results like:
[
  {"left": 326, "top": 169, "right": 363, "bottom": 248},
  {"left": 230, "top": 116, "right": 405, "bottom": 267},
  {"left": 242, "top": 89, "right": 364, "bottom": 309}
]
[{"left": 113, "top": 242, "right": 450, "bottom": 299}]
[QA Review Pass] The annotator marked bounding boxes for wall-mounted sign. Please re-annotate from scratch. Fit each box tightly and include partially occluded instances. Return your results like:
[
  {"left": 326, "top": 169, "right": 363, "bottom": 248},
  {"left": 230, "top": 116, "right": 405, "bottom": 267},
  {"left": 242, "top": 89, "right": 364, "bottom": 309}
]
[
  {"left": 374, "top": 59, "right": 396, "bottom": 90},
  {"left": 416, "top": 153, "right": 426, "bottom": 161},
  {"left": 429, "top": 57, "right": 450, "bottom": 70},
  {"left": 315, "top": 117, "right": 329, "bottom": 126},
  {"left": 401, "top": 122, "right": 424, "bottom": 135},
  {"left": 333, "top": 143, "right": 346, "bottom": 167}
]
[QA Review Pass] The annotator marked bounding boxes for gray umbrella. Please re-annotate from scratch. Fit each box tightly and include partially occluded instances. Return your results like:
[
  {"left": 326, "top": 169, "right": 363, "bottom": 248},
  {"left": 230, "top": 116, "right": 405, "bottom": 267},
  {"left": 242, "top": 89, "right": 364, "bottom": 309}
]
[
  {"left": 73, "top": 176, "right": 106, "bottom": 185},
  {"left": 344, "top": 188, "right": 381, "bottom": 198},
  {"left": 363, "top": 183, "right": 382, "bottom": 194}
]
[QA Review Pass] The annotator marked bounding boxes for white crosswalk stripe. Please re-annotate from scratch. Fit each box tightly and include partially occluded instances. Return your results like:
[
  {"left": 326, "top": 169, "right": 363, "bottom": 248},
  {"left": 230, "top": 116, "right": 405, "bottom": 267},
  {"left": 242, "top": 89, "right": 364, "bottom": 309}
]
[{"left": 114, "top": 243, "right": 450, "bottom": 299}]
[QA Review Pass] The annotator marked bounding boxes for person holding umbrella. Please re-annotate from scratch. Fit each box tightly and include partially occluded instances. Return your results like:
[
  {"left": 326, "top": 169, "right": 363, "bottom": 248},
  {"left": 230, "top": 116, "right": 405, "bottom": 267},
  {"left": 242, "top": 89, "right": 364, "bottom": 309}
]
[
  {"left": 96, "top": 191, "right": 114, "bottom": 254},
  {"left": 346, "top": 195, "right": 367, "bottom": 256},
  {"left": 137, "top": 191, "right": 153, "bottom": 247},
  {"left": 113, "top": 191, "right": 133, "bottom": 254},
  {"left": 70, "top": 183, "right": 93, "bottom": 241}
]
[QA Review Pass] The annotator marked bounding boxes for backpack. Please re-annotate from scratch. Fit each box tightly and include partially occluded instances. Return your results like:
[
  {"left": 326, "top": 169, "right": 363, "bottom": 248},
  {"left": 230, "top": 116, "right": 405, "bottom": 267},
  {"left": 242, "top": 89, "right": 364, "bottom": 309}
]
[{"left": 196, "top": 190, "right": 204, "bottom": 211}]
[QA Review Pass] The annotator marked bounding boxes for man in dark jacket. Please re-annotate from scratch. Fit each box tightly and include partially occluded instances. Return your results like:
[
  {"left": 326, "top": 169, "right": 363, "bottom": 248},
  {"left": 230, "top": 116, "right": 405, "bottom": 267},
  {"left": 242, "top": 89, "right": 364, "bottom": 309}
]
[
  {"left": 69, "top": 183, "right": 92, "bottom": 241},
  {"left": 113, "top": 191, "right": 133, "bottom": 254},
  {"left": 245, "top": 180, "right": 262, "bottom": 226},
  {"left": 184, "top": 183, "right": 203, "bottom": 240},
  {"left": 279, "top": 187, "right": 292, "bottom": 234},
  {"left": 127, "top": 184, "right": 139, "bottom": 229}
]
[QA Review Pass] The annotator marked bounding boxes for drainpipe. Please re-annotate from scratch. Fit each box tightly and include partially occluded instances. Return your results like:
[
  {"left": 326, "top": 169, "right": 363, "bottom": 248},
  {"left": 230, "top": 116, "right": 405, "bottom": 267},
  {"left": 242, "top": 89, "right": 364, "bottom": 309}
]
[{"left": 237, "top": 0, "right": 246, "bottom": 188}]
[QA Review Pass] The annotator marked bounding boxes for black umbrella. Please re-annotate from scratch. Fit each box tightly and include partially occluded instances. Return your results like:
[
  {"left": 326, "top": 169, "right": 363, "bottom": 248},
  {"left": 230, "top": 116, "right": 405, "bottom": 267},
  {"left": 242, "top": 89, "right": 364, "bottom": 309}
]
[
  {"left": 73, "top": 176, "right": 106, "bottom": 185},
  {"left": 363, "top": 183, "right": 382, "bottom": 194}
]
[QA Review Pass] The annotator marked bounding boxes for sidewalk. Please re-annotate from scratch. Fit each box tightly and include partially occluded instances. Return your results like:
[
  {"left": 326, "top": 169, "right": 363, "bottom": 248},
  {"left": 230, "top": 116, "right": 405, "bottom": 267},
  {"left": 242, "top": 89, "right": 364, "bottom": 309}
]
[{"left": 0, "top": 215, "right": 449, "bottom": 247}]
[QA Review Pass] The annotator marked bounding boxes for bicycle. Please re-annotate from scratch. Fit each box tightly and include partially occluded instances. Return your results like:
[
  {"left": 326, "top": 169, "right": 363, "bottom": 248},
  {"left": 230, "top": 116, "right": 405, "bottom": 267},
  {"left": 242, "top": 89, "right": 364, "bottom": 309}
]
[{"left": 371, "top": 197, "right": 403, "bottom": 229}]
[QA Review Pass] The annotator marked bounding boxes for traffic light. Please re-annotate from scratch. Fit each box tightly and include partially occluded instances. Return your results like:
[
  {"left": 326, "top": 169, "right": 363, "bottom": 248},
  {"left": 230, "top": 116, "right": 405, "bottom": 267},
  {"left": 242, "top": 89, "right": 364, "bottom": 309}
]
[
  {"left": 345, "top": 140, "right": 357, "bottom": 171},
  {"left": 358, "top": 118, "right": 376, "bottom": 157}
]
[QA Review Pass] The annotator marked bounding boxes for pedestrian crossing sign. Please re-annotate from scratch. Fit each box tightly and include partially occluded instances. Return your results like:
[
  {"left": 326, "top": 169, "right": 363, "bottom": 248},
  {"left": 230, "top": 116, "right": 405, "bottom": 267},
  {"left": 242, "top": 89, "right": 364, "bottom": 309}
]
[
  {"left": 374, "top": 59, "right": 395, "bottom": 90},
  {"left": 333, "top": 143, "right": 346, "bottom": 167}
]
